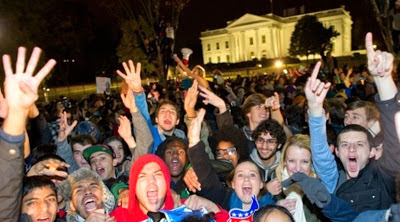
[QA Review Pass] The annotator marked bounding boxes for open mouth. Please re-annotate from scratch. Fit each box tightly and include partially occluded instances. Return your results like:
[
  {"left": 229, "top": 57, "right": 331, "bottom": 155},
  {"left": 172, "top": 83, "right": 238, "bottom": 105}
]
[
  {"left": 96, "top": 167, "right": 105, "bottom": 176},
  {"left": 83, "top": 197, "right": 97, "bottom": 212},
  {"left": 170, "top": 159, "right": 180, "bottom": 171},
  {"left": 164, "top": 120, "right": 172, "bottom": 125},
  {"left": 36, "top": 217, "right": 50, "bottom": 222},
  {"left": 348, "top": 156, "right": 357, "bottom": 172},
  {"left": 242, "top": 186, "right": 252, "bottom": 195},
  {"left": 147, "top": 189, "right": 159, "bottom": 204}
]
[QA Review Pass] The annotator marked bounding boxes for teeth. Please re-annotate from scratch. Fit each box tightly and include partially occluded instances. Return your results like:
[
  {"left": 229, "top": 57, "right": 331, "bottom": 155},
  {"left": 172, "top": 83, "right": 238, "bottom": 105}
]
[{"left": 84, "top": 198, "right": 94, "bottom": 204}]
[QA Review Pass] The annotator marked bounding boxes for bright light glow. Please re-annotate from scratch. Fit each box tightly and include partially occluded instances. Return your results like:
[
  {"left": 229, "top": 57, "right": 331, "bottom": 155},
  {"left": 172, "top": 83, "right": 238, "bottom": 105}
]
[
  {"left": 283, "top": 69, "right": 288, "bottom": 74},
  {"left": 372, "top": 45, "right": 377, "bottom": 50},
  {"left": 275, "top": 60, "right": 282, "bottom": 68},
  {"left": 257, "top": 64, "right": 262, "bottom": 68}
]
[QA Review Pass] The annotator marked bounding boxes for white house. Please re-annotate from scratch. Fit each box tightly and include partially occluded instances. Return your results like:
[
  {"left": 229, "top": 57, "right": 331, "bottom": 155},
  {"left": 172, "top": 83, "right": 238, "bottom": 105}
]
[{"left": 200, "top": 7, "right": 353, "bottom": 64}]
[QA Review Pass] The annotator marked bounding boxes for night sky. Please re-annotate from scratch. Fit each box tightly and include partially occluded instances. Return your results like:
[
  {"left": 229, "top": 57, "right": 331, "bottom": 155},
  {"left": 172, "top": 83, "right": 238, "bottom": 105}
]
[
  {"left": 0, "top": 0, "right": 381, "bottom": 85},
  {"left": 175, "top": 0, "right": 380, "bottom": 65}
]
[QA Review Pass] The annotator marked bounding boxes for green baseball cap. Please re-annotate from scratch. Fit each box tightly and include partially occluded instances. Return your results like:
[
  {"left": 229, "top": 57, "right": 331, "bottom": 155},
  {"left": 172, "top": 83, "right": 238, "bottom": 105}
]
[{"left": 83, "top": 145, "right": 114, "bottom": 163}]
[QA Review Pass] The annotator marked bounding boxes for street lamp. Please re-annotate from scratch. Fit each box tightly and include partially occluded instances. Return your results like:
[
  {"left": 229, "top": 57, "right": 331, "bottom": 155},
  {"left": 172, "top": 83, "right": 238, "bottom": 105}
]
[{"left": 275, "top": 60, "right": 282, "bottom": 68}]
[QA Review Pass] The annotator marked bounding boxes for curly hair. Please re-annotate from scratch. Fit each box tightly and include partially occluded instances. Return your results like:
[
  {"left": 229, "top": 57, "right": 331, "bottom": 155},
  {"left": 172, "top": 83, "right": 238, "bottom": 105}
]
[
  {"left": 252, "top": 119, "right": 286, "bottom": 146},
  {"left": 210, "top": 126, "right": 249, "bottom": 161}
]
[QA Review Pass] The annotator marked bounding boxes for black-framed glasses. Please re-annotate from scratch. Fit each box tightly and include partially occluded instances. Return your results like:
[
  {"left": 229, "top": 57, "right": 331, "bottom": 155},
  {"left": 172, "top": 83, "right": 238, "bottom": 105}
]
[
  {"left": 255, "top": 138, "right": 278, "bottom": 146},
  {"left": 216, "top": 147, "right": 237, "bottom": 156}
]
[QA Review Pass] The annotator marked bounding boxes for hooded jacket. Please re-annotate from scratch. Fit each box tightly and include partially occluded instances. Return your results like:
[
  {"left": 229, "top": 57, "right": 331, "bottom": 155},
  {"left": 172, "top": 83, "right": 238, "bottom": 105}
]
[{"left": 110, "top": 154, "right": 174, "bottom": 222}]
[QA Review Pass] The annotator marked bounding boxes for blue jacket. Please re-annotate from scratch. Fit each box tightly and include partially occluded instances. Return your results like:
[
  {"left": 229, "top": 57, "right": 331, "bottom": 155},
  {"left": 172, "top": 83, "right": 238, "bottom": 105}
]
[
  {"left": 134, "top": 91, "right": 187, "bottom": 153},
  {"left": 308, "top": 110, "right": 338, "bottom": 193}
]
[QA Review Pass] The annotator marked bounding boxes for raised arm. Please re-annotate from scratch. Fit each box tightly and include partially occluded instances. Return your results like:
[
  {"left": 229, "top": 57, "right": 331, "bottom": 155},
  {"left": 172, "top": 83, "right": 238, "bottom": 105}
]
[
  {"left": 120, "top": 88, "right": 153, "bottom": 159},
  {"left": 173, "top": 55, "right": 211, "bottom": 90},
  {"left": 305, "top": 61, "right": 338, "bottom": 193},
  {"left": 184, "top": 81, "right": 214, "bottom": 159},
  {"left": 0, "top": 47, "right": 56, "bottom": 221},
  {"left": 56, "top": 111, "right": 79, "bottom": 173},
  {"left": 198, "top": 85, "right": 234, "bottom": 128},
  {"left": 187, "top": 109, "right": 229, "bottom": 206},
  {"left": 366, "top": 33, "right": 400, "bottom": 178},
  {"left": 117, "top": 60, "right": 161, "bottom": 152}
]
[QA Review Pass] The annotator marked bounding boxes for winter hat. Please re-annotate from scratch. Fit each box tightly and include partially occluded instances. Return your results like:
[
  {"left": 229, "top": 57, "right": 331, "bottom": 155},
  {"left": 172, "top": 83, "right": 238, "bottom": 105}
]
[{"left": 75, "top": 121, "right": 101, "bottom": 143}]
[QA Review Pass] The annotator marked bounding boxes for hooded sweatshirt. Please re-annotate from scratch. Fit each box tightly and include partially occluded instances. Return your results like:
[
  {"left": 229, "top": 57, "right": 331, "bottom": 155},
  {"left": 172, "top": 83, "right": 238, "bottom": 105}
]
[{"left": 110, "top": 154, "right": 174, "bottom": 222}]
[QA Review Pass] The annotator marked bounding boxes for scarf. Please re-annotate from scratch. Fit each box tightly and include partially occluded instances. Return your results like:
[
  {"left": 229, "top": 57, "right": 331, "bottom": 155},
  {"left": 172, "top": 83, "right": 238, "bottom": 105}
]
[{"left": 282, "top": 167, "right": 306, "bottom": 222}]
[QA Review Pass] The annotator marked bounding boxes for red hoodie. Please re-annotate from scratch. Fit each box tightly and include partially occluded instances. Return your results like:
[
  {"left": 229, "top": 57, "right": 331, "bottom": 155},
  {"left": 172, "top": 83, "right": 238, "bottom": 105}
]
[{"left": 110, "top": 154, "right": 174, "bottom": 222}]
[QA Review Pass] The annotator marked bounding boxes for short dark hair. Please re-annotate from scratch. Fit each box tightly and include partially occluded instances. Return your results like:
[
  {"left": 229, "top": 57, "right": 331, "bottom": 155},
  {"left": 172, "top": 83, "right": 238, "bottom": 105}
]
[
  {"left": 23, "top": 176, "right": 57, "bottom": 198},
  {"left": 155, "top": 99, "right": 180, "bottom": 120},
  {"left": 156, "top": 136, "right": 188, "bottom": 159},
  {"left": 253, "top": 205, "right": 294, "bottom": 222},
  {"left": 252, "top": 119, "right": 287, "bottom": 146},
  {"left": 328, "top": 98, "right": 347, "bottom": 125},
  {"left": 70, "top": 134, "right": 96, "bottom": 151},
  {"left": 337, "top": 124, "right": 374, "bottom": 149}
]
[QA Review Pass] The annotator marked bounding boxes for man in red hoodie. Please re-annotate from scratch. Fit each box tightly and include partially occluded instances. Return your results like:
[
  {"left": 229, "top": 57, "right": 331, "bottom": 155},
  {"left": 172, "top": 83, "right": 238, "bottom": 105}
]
[
  {"left": 110, "top": 153, "right": 229, "bottom": 221},
  {"left": 110, "top": 154, "right": 175, "bottom": 221}
]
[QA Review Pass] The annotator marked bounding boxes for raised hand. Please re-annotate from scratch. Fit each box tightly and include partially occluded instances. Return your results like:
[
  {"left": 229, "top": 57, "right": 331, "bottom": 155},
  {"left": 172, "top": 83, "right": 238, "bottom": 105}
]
[
  {"left": 198, "top": 85, "right": 226, "bottom": 113},
  {"left": 117, "top": 115, "right": 136, "bottom": 149},
  {"left": 365, "top": 32, "right": 397, "bottom": 101},
  {"left": 117, "top": 188, "right": 129, "bottom": 208},
  {"left": 184, "top": 80, "right": 199, "bottom": 118},
  {"left": 58, "top": 111, "right": 78, "bottom": 142},
  {"left": 2, "top": 47, "right": 56, "bottom": 110},
  {"left": 120, "top": 88, "right": 138, "bottom": 113},
  {"left": 266, "top": 178, "right": 282, "bottom": 195},
  {"left": 116, "top": 60, "right": 142, "bottom": 93},
  {"left": 188, "top": 108, "right": 205, "bottom": 147},
  {"left": 305, "top": 61, "right": 331, "bottom": 116},
  {"left": 0, "top": 89, "right": 8, "bottom": 119},
  {"left": 184, "top": 195, "right": 220, "bottom": 213},
  {"left": 365, "top": 32, "right": 393, "bottom": 77},
  {"left": 265, "top": 92, "right": 281, "bottom": 111},
  {"left": 27, "top": 158, "right": 69, "bottom": 178},
  {"left": 183, "top": 166, "right": 201, "bottom": 192}
]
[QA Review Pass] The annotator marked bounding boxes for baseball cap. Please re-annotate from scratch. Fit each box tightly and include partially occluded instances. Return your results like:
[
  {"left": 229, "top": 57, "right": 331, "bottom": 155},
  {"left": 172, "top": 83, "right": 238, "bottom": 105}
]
[{"left": 83, "top": 145, "right": 115, "bottom": 162}]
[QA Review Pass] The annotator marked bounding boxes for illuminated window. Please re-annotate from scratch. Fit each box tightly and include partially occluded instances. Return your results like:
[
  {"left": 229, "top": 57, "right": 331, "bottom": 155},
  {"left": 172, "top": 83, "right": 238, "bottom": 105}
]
[
  {"left": 208, "top": 57, "right": 212, "bottom": 63},
  {"left": 207, "top": 44, "right": 210, "bottom": 51},
  {"left": 262, "top": 35, "right": 266, "bottom": 43},
  {"left": 225, "top": 41, "right": 229, "bottom": 48},
  {"left": 216, "top": 42, "right": 220, "bottom": 50},
  {"left": 226, "top": 55, "right": 230, "bottom": 63},
  {"left": 249, "top": 37, "right": 254, "bottom": 45},
  {"left": 217, "top": 56, "right": 221, "bottom": 63}
]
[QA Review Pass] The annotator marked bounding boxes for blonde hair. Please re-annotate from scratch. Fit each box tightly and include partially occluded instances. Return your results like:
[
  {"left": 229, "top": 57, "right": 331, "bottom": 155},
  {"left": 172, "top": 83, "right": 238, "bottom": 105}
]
[
  {"left": 193, "top": 65, "right": 206, "bottom": 78},
  {"left": 275, "top": 134, "right": 317, "bottom": 181}
]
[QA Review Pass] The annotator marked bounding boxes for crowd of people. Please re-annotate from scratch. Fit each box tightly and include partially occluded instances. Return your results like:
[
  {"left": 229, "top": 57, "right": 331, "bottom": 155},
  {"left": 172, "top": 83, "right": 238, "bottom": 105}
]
[{"left": 0, "top": 32, "right": 400, "bottom": 222}]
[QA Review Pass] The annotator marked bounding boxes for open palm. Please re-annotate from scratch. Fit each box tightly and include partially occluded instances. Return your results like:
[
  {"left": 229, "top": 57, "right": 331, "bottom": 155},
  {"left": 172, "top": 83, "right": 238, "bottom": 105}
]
[
  {"left": 116, "top": 60, "right": 142, "bottom": 93},
  {"left": 3, "top": 47, "right": 56, "bottom": 110}
]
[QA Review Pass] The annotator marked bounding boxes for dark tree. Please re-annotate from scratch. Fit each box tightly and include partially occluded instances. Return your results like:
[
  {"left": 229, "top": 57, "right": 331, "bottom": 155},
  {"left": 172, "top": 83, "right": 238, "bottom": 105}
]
[
  {"left": 289, "top": 15, "right": 339, "bottom": 61},
  {"left": 103, "top": 0, "right": 190, "bottom": 86}
]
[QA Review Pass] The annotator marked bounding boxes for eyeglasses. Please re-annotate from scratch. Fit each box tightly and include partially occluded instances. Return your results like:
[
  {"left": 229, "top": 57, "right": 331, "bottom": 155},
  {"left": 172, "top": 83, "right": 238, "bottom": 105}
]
[
  {"left": 216, "top": 147, "right": 237, "bottom": 157},
  {"left": 255, "top": 138, "right": 278, "bottom": 146}
]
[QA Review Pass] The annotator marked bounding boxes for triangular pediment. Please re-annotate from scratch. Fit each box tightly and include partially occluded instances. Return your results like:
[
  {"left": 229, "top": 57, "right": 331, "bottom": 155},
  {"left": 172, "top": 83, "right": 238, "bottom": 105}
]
[{"left": 226, "top": 13, "right": 272, "bottom": 28}]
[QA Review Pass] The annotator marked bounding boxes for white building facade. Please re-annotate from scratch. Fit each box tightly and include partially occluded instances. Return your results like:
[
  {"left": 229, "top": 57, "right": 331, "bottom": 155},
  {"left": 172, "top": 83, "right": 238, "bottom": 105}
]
[{"left": 200, "top": 7, "right": 353, "bottom": 64}]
